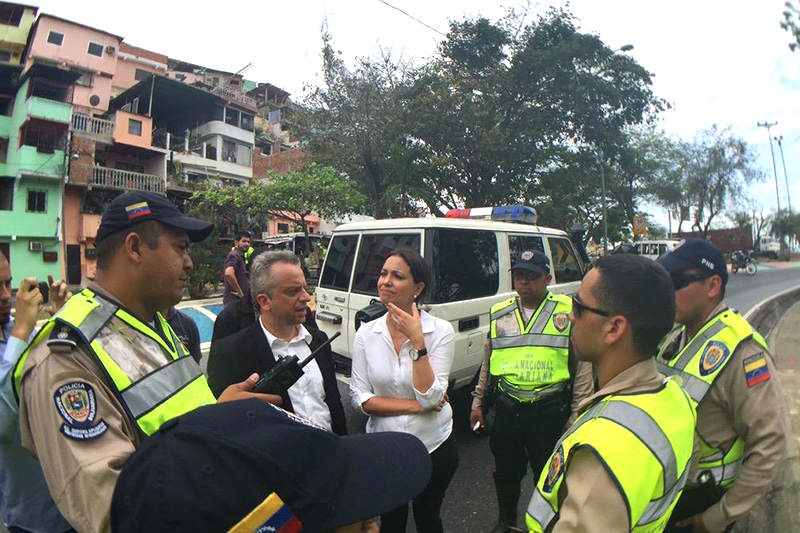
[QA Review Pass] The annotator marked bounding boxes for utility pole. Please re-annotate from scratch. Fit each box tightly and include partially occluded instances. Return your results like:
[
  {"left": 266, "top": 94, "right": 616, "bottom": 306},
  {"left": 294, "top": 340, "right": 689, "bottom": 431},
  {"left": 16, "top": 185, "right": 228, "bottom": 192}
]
[
  {"left": 775, "top": 135, "right": 792, "bottom": 213},
  {"left": 757, "top": 121, "right": 781, "bottom": 212},
  {"left": 597, "top": 152, "right": 608, "bottom": 255}
]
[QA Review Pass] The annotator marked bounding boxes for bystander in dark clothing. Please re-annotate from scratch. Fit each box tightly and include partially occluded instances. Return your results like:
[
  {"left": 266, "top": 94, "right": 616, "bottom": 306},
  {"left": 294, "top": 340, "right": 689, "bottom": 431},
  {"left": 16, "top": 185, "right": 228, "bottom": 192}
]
[
  {"left": 222, "top": 248, "right": 249, "bottom": 305},
  {"left": 165, "top": 307, "right": 202, "bottom": 364}
]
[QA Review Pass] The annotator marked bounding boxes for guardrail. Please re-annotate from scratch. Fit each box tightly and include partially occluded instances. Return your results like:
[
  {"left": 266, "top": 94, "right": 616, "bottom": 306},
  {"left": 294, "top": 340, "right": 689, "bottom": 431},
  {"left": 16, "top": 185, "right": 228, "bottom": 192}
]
[{"left": 743, "top": 284, "right": 800, "bottom": 340}]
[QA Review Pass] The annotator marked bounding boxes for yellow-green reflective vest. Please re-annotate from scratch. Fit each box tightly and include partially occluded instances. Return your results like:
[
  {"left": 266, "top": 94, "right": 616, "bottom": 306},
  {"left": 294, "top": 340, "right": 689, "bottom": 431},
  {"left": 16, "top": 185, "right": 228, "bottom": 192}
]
[
  {"left": 489, "top": 293, "right": 572, "bottom": 401},
  {"left": 231, "top": 246, "right": 255, "bottom": 267},
  {"left": 526, "top": 377, "right": 696, "bottom": 533},
  {"left": 656, "top": 309, "right": 768, "bottom": 488},
  {"left": 13, "top": 288, "right": 216, "bottom": 437}
]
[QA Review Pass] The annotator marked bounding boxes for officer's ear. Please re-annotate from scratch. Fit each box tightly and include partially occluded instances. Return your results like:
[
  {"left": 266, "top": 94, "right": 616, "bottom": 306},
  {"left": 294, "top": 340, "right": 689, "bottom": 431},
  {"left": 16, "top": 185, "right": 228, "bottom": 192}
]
[
  {"left": 124, "top": 231, "right": 146, "bottom": 264},
  {"left": 706, "top": 274, "right": 723, "bottom": 300},
  {"left": 603, "top": 314, "right": 629, "bottom": 346}
]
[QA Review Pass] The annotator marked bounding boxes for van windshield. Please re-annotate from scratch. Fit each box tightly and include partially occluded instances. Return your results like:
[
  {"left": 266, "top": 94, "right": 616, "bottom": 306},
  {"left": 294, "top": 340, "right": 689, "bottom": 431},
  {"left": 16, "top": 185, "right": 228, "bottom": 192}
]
[{"left": 352, "top": 233, "right": 422, "bottom": 296}]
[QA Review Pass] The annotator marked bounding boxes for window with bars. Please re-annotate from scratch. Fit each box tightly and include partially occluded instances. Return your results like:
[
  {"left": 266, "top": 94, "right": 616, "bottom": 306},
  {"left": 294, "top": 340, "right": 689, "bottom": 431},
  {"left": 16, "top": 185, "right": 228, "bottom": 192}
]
[{"left": 27, "top": 190, "right": 46, "bottom": 212}]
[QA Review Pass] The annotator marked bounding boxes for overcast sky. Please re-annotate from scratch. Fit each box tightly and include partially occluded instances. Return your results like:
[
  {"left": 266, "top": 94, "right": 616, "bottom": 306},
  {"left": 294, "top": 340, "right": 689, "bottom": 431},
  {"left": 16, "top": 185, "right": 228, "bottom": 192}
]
[{"left": 36, "top": 0, "right": 800, "bottom": 224}]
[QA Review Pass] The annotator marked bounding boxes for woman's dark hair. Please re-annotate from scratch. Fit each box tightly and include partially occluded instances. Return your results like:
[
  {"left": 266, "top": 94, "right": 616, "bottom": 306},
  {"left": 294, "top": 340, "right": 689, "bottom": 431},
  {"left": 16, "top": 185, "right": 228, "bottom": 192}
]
[{"left": 386, "top": 247, "right": 432, "bottom": 303}]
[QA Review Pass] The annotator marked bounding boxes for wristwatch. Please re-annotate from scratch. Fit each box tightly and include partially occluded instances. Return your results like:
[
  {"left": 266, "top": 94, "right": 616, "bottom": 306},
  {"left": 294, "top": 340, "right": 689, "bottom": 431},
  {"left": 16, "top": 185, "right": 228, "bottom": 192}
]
[{"left": 409, "top": 347, "right": 428, "bottom": 361}]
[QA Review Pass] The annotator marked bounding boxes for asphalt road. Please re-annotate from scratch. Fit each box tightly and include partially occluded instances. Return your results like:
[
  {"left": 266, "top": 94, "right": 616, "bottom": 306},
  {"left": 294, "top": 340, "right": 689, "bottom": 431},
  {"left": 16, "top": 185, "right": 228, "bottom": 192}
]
[{"left": 434, "top": 265, "right": 800, "bottom": 533}]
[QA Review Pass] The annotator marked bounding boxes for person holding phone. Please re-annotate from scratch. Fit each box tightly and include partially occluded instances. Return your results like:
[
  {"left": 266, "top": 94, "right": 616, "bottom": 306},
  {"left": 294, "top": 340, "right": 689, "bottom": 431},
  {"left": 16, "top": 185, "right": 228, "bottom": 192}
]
[
  {"left": 0, "top": 252, "right": 73, "bottom": 533},
  {"left": 350, "top": 248, "right": 458, "bottom": 533}
]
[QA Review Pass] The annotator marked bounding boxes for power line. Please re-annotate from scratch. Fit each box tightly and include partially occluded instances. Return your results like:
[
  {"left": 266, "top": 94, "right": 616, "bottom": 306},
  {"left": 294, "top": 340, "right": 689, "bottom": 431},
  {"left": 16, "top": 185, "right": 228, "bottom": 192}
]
[{"left": 375, "top": 0, "right": 447, "bottom": 37}]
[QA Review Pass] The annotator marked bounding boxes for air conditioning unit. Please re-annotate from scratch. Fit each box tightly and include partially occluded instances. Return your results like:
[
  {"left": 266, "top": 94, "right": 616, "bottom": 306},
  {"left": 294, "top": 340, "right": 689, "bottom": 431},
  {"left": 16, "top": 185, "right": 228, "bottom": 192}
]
[
  {"left": 28, "top": 241, "right": 43, "bottom": 252},
  {"left": 261, "top": 232, "right": 269, "bottom": 240},
  {"left": 105, "top": 45, "right": 116, "bottom": 55}
]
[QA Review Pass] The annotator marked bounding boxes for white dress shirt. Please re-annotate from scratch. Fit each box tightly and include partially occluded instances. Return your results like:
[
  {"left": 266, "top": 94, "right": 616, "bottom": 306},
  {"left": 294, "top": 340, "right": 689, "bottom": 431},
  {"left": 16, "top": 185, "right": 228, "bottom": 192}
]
[
  {"left": 350, "top": 310, "right": 455, "bottom": 452},
  {"left": 259, "top": 319, "right": 332, "bottom": 431}
]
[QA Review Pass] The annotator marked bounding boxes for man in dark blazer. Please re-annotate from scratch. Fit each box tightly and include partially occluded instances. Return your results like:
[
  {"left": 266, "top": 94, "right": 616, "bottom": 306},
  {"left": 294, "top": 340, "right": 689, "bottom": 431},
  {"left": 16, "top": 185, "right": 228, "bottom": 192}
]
[{"left": 207, "top": 251, "right": 346, "bottom": 435}]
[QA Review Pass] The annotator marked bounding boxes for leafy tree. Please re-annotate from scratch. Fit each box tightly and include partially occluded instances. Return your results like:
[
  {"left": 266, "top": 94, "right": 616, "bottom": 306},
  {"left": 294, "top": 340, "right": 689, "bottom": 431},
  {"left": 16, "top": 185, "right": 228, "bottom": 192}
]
[
  {"left": 686, "top": 126, "right": 763, "bottom": 236},
  {"left": 781, "top": 2, "right": 800, "bottom": 51},
  {"left": 291, "top": 35, "right": 416, "bottom": 218},
  {"left": 184, "top": 202, "right": 227, "bottom": 299},
  {"left": 405, "top": 8, "right": 665, "bottom": 211},
  {"left": 192, "top": 164, "right": 367, "bottom": 256}
]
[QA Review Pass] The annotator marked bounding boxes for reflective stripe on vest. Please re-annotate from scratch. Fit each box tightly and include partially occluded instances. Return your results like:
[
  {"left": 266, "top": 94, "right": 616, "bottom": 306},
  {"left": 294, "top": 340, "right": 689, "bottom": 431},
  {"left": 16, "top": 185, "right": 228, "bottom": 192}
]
[
  {"left": 657, "top": 310, "right": 769, "bottom": 488},
  {"left": 526, "top": 378, "right": 695, "bottom": 533},
  {"left": 13, "top": 289, "right": 215, "bottom": 436},
  {"left": 489, "top": 294, "right": 571, "bottom": 398}
]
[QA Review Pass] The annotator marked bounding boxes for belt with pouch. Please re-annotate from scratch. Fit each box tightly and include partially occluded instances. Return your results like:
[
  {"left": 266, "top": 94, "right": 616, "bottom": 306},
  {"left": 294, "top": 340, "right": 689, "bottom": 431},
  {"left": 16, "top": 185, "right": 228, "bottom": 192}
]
[{"left": 496, "top": 381, "right": 568, "bottom": 409}]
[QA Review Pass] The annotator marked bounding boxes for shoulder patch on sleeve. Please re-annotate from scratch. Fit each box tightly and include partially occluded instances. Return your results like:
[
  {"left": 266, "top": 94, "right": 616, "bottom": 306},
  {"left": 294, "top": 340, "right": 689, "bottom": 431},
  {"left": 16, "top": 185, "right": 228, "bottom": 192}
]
[
  {"left": 53, "top": 382, "right": 108, "bottom": 441},
  {"left": 743, "top": 352, "right": 771, "bottom": 387}
]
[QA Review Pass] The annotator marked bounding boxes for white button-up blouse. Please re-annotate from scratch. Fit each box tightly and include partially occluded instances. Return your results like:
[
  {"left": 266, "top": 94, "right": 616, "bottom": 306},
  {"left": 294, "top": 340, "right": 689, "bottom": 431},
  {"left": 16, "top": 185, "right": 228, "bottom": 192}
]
[{"left": 350, "top": 310, "right": 455, "bottom": 452}]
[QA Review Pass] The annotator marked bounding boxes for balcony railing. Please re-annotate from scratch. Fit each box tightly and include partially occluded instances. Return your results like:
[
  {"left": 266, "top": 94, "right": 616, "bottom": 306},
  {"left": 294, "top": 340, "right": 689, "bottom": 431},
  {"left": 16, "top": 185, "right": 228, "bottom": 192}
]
[
  {"left": 72, "top": 114, "right": 114, "bottom": 141},
  {"left": 92, "top": 165, "right": 164, "bottom": 193},
  {"left": 211, "top": 86, "right": 257, "bottom": 108}
]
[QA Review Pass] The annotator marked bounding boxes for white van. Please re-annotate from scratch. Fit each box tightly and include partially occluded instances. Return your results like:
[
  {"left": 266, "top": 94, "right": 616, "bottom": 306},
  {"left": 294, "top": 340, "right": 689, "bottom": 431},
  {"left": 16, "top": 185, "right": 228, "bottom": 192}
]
[
  {"left": 633, "top": 239, "right": 682, "bottom": 261},
  {"left": 313, "top": 206, "right": 589, "bottom": 390}
]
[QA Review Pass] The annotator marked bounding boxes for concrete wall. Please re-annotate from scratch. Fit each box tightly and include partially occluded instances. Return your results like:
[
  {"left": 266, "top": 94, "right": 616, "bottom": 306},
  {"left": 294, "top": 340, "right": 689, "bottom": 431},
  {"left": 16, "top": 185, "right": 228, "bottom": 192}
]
[
  {"left": 112, "top": 110, "right": 152, "bottom": 149},
  {"left": 26, "top": 16, "right": 121, "bottom": 112},
  {"left": 0, "top": 5, "right": 38, "bottom": 65},
  {"left": 112, "top": 43, "right": 167, "bottom": 95}
]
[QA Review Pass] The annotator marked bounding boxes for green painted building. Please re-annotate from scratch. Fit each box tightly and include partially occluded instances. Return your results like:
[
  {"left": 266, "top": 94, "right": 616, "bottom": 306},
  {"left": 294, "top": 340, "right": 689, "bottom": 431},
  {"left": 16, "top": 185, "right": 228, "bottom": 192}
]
[{"left": 0, "top": 63, "right": 75, "bottom": 282}]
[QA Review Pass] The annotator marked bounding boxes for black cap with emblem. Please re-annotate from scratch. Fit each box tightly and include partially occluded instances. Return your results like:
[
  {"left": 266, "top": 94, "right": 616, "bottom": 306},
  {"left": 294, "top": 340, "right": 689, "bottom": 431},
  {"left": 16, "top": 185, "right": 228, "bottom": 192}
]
[
  {"left": 95, "top": 191, "right": 213, "bottom": 246},
  {"left": 511, "top": 249, "right": 551, "bottom": 275}
]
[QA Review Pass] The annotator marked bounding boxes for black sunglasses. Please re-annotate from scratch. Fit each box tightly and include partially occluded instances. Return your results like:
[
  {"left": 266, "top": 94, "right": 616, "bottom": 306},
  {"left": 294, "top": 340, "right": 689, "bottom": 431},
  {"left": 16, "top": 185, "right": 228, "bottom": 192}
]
[
  {"left": 670, "top": 271, "right": 711, "bottom": 291},
  {"left": 572, "top": 294, "right": 610, "bottom": 317}
]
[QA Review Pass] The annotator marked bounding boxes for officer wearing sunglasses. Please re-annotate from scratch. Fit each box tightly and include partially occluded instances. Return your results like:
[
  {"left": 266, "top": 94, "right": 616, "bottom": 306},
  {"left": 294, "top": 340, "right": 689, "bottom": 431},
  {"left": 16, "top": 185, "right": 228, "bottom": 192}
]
[{"left": 656, "top": 239, "right": 785, "bottom": 532}]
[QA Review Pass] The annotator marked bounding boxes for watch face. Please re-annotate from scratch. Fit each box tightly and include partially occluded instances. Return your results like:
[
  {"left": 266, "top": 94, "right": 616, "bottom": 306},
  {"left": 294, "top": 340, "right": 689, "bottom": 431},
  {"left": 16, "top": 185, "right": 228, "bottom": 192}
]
[{"left": 409, "top": 349, "right": 418, "bottom": 361}]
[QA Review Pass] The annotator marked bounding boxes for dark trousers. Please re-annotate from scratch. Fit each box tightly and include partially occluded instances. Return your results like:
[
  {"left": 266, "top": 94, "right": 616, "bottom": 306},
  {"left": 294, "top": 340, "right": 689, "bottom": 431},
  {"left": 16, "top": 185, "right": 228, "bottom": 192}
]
[
  {"left": 489, "top": 397, "right": 569, "bottom": 524},
  {"left": 666, "top": 484, "right": 733, "bottom": 533},
  {"left": 380, "top": 432, "right": 459, "bottom": 533}
]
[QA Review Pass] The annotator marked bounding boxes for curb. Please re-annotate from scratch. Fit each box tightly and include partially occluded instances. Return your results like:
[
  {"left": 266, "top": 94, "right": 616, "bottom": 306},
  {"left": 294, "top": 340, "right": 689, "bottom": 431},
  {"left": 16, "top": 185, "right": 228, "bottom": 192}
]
[{"left": 743, "top": 283, "right": 800, "bottom": 340}]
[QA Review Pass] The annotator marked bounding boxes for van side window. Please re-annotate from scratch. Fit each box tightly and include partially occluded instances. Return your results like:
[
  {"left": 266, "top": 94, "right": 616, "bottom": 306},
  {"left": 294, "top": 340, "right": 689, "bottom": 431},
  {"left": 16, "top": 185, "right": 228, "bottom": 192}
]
[
  {"left": 508, "top": 234, "right": 545, "bottom": 261},
  {"left": 430, "top": 228, "right": 498, "bottom": 303},
  {"left": 352, "top": 233, "right": 421, "bottom": 296},
  {"left": 548, "top": 237, "right": 583, "bottom": 283},
  {"left": 319, "top": 235, "right": 358, "bottom": 290}
]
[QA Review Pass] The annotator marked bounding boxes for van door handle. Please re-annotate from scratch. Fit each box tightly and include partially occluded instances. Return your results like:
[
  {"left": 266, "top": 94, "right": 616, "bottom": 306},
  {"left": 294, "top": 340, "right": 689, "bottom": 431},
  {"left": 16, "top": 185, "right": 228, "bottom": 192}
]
[{"left": 334, "top": 296, "right": 345, "bottom": 303}]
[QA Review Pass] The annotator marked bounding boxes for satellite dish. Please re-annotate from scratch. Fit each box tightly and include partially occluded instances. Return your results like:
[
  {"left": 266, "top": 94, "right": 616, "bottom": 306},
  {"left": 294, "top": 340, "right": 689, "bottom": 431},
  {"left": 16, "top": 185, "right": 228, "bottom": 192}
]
[{"left": 89, "top": 94, "right": 100, "bottom": 106}]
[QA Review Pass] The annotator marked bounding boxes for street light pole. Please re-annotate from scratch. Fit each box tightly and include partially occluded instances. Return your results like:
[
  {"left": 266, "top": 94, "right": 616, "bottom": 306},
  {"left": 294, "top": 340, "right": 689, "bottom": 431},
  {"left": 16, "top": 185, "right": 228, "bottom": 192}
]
[
  {"left": 757, "top": 121, "right": 781, "bottom": 212},
  {"left": 775, "top": 135, "right": 792, "bottom": 213},
  {"left": 601, "top": 159, "right": 608, "bottom": 255}
]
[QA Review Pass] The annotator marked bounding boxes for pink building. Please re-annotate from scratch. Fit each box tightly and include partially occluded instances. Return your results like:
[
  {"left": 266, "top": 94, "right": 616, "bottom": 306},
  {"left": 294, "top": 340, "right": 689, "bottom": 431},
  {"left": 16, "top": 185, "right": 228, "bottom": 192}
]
[
  {"left": 24, "top": 14, "right": 121, "bottom": 113},
  {"left": 112, "top": 42, "right": 167, "bottom": 97}
]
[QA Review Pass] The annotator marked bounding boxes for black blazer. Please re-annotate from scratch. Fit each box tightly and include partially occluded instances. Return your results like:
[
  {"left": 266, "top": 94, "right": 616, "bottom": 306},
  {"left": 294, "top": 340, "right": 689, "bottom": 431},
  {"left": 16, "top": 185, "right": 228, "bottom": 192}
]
[{"left": 207, "top": 321, "right": 347, "bottom": 435}]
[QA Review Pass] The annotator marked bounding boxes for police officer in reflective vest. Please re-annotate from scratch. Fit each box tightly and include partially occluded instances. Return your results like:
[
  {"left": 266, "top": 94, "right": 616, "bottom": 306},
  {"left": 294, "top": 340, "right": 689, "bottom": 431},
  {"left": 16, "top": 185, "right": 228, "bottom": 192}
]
[
  {"left": 13, "top": 191, "right": 278, "bottom": 532},
  {"left": 526, "top": 254, "right": 696, "bottom": 533},
  {"left": 656, "top": 240, "right": 786, "bottom": 532},
  {"left": 471, "top": 250, "right": 592, "bottom": 532}
]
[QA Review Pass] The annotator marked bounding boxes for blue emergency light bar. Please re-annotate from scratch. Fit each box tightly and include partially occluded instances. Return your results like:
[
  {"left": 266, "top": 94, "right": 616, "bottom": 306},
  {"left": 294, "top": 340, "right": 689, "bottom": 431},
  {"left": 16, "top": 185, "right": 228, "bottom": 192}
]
[{"left": 445, "top": 205, "right": 538, "bottom": 224}]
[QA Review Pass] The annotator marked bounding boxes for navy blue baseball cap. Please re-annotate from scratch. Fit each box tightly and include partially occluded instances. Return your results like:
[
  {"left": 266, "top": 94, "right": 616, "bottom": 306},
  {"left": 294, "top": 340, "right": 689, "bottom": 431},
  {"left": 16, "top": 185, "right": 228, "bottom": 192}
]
[
  {"left": 512, "top": 249, "right": 551, "bottom": 275},
  {"left": 95, "top": 191, "right": 213, "bottom": 245},
  {"left": 658, "top": 239, "right": 728, "bottom": 286},
  {"left": 111, "top": 399, "right": 432, "bottom": 532}
]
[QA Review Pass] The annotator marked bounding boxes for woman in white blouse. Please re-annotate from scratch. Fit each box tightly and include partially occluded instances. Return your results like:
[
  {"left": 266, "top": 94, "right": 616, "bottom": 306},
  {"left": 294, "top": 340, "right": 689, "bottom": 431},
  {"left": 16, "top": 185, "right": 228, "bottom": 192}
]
[{"left": 350, "top": 248, "right": 458, "bottom": 533}]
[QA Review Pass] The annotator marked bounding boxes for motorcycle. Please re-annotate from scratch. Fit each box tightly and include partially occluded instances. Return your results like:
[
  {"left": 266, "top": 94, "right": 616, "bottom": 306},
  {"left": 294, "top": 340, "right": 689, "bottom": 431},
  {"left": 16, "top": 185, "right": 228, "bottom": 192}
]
[{"left": 731, "top": 249, "right": 757, "bottom": 275}]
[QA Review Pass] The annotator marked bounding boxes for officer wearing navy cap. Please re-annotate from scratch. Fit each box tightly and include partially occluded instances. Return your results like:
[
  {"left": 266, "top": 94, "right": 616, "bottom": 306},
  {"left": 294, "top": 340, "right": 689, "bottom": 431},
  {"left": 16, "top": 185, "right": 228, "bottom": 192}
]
[
  {"left": 13, "top": 191, "right": 278, "bottom": 532},
  {"left": 470, "top": 250, "right": 592, "bottom": 532},
  {"left": 112, "top": 399, "right": 434, "bottom": 533},
  {"left": 656, "top": 239, "right": 786, "bottom": 532}
]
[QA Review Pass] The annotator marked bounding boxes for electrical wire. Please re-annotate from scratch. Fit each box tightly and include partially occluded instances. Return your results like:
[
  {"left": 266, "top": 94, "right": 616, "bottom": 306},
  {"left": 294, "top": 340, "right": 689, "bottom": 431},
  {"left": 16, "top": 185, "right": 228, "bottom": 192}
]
[{"left": 375, "top": 0, "right": 447, "bottom": 37}]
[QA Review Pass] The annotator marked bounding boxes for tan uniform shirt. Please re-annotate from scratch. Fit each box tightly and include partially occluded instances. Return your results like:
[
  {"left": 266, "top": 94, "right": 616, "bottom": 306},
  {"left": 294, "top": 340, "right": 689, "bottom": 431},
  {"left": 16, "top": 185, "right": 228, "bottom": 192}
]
[
  {"left": 18, "top": 285, "right": 178, "bottom": 533},
  {"left": 550, "top": 358, "right": 668, "bottom": 532},
  {"left": 671, "top": 302, "right": 786, "bottom": 532}
]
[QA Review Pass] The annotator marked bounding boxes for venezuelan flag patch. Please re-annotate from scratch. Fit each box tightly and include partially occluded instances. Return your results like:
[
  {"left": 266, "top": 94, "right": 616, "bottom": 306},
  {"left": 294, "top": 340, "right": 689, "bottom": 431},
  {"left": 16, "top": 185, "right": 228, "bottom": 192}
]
[
  {"left": 743, "top": 352, "right": 771, "bottom": 387},
  {"left": 124, "top": 201, "right": 151, "bottom": 220},
  {"left": 228, "top": 492, "right": 302, "bottom": 533}
]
